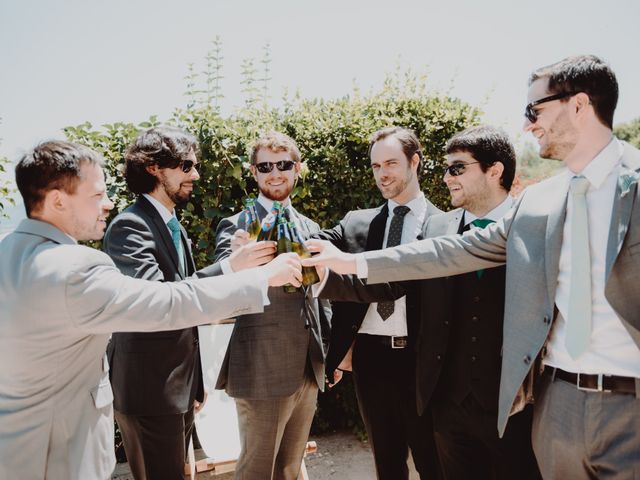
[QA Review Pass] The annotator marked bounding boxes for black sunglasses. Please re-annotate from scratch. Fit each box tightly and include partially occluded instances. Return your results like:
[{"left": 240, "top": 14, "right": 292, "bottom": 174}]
[
  {"left": 444, "top": 161, "right": 480, "bottom": 177},
  {"left": 524, "top": 92, "right": 576, "bottom": 124},
  {"left": 178, "top": 159, "right": 201, "bottom": 173},
  {"left": 254, "top": 160, "right": 296, "bottom": 174}
]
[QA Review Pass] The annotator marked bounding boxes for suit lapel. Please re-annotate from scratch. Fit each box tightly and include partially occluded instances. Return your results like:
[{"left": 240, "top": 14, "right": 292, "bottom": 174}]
[
  {"left": 138, "top": 196, "right": 183, "bottom": 277},
  {"left": 366, "top": 204, "right": 389, "bottom": 251},
  {"left": 605, "top": 148, "right": 640, "bottom": 280},
  {"left": 544, "top": 180, "right": 569, "bottom": 307}
]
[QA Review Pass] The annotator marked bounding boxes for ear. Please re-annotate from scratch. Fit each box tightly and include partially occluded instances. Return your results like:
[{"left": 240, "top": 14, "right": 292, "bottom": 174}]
[
  {"left": 294, "top": 161, "right": 301, "bottom": 176},
  {"left": 574, "top": 92, "right": 591, "bottom": 118},
  {"left": 489, "top": 161, "right": 504, "bottom": 182},
  {"left": 410, "top": 153, "right": 420, "bottom": 171},
  {"left": 39, "top": 189, "right": 66, "bottom": 217},
  {"left": 249, "top": 164, "right": 258, "bottom": 182},
  {"left": 146, "top": 164, "right": 159, "bottom": 176}
]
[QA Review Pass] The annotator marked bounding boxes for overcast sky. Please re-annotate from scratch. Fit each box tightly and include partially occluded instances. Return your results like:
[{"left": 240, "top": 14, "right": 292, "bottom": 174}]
[{"left": 1, "top": 0, "right": 639, "bottom": 225}]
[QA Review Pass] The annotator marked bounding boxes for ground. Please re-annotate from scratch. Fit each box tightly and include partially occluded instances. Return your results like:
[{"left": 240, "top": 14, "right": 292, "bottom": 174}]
[{"left": 111, "top": 429, "right": 419, "bottom": 479}]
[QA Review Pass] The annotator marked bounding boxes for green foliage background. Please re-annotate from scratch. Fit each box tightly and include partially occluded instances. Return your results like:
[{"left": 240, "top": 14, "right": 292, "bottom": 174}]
[{"left": 63, "top": 72, "right": 480, "bottom": 436}]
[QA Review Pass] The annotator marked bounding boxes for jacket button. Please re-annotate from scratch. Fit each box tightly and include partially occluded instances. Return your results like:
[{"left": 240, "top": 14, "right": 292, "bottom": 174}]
[
  {"left": 473, "top": 296, "right": 480, "bottom": 303},
  {"left": 193, "top": 339, "right": 199, "bottom": 346},
  {"left": 470, "top": 356, "right": 476, "bottom": 363},
  {"left": 543, "top": 315, "right": 550, "bottom": 325},
  {"left": 444, "top": 320, "right": 449, "bottom": 326},
  {"left": 471, "top": 336, "right": 477, "bottom": 343},
  {"left": 524, "top": 355, "right": 531, "bottom": 365},
  {"left": 471, "top": 316, "right": 479, "bottom": 323},
  {"left": 351, "top": 325, "right": 358, "bottom": 331},
  {"left": 436, "top": 354, "right": 442, "bottom": 361}
]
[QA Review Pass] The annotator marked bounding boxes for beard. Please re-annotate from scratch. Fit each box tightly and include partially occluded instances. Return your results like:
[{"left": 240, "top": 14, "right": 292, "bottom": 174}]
[
  {"left": 539, "top": 112, "right": 578, "bottom": 161},
  {"left": 160, "top": 177, "right": 192, "bottom": 205}
]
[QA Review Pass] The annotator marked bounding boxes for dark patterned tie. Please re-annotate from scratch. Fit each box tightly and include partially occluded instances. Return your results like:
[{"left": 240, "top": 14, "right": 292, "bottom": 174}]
[
  {"left": 471, "top": 218, "right": 494, "bottom": 278},
  {"left": 377, "top": 205, "right": 411, "bottom": 320}
]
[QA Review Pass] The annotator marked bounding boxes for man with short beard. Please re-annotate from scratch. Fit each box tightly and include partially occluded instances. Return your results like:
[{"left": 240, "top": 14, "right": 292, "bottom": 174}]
[
  {"left": 213, "top": 131, "right": 331, "bottom": 480},
  {"left": 316, "top": 126, "right": 442, "bottom": 479},
  {"left": 103, "top": 127, "right": 275, "bottom": 480}
]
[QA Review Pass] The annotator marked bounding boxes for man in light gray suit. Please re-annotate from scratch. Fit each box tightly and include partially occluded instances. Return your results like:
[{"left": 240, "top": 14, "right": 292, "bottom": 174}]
[
  {"left": 305, "top": 55, "right": 640, "bottom": 478},
  {"left": 214, "top": 132, "right": 330, "bottom": 480},
  {"left": 0, "top": 140, "right": 302, "bottom": 480}
]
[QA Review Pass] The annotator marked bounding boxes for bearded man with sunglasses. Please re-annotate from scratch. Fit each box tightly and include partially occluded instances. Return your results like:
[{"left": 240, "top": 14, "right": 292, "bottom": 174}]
[
  {"left": 305, "top": 55, "right": 640, "bottom": 478},
  {"left": 212, "top": 131, "right": 331, "bottom": 480},
  {"left": 102, "top": 127, "right": 276, "bottom": 479}
]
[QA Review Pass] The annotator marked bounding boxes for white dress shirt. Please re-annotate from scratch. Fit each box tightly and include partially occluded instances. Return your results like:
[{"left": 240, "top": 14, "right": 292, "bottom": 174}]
[
  {"left": 358, "top": 193, "right": 428, "bottom": 337},
  {"left": 546, "top": 138, "right": 640, "bottom": 377},
  {"left": 462, "top": 195, "right": 514, "bottom": 228}
]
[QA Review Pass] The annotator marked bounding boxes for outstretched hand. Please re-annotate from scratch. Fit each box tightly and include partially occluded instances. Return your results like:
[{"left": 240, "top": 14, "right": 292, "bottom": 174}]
[
  {"left": 264, "top": 252, "right": 303, "bottom": 287},
  {"left": 301, "top": 240, "right": 358, "bottom": 275},
  {"left": 229, "top": 240, "right": 277, "bottom": 271}
]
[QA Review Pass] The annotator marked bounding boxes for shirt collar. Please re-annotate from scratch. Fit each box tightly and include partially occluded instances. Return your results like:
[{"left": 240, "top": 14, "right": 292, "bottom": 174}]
[
  {"left": 387, "top": 192, "right": 426, "bottom": 217},
  {"left": 569, "top": 137, "right": 623, "bottom": 189},
  {"left": 464, "top": 194, "right": 514, "bottom": 226},
  {"left": 257, "top": 193, "right": 291, "bottom": 213},
  {"left": 143, "top": 193, "right": 175, "bottom": 224}
]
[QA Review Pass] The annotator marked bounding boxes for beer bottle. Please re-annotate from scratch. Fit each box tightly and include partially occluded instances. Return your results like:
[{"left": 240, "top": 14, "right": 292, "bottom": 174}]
[
  {"left": 277, "top": 217, "right": 298, "bottom": 293},
  {"left": 288, "top": 222, "right": 320, "bottom": 286},
  {"left": 243, "top": 198, "right": 261, "bottom": 240},
  {"left": 256, "top": 201, "right": 282, "bottom": 241}
]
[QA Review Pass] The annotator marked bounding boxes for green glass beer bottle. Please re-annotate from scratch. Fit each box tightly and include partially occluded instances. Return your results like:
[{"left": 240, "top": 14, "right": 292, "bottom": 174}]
[
  {"left": 277, "top": 217, "right": 298, "bottom": 293},
  {"left": 288, "top": 222, "right": 320, "bottom": 286},
  {"left": 256, "top": 201, "right": 282, "bottom": 241},
  {"left": 243, "top": 198, "right": 261, "bottom": 240}
]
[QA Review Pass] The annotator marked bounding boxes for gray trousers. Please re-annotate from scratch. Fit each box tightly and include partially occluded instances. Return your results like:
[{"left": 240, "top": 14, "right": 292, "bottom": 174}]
[
  {"left": 532, "top": 373, "right": 640, "bottom": 479},
  {"left": 233, "top": 374, "right": 318, "bottom": 480}
]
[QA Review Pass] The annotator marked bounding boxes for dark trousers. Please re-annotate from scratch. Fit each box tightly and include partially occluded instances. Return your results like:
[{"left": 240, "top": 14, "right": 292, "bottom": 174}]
[
  {"left": 432, "top": 395, "right": 540, "bottom": 480},
  {"left": 115, "top": 408, "right": 194, "bottom": 480},
  {"left": 352, "top": 334, "right": 440, "bottom": 480}
]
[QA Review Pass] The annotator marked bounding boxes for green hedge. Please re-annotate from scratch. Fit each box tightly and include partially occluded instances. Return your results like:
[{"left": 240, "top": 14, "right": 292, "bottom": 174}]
[{"left": 64, "top": 76, "right": 481, "bottom": 436}]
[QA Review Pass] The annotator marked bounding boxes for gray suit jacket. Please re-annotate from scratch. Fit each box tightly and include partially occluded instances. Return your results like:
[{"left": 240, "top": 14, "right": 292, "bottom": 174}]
[
  {"left": 363, "top": 141, "right": 640, "bottom": 436},
  {"left": 0, "top": 219, "right": 265, "bottom": 479},
  {"left": 214, "top": 203, "right": 331, "bottom": 398}
]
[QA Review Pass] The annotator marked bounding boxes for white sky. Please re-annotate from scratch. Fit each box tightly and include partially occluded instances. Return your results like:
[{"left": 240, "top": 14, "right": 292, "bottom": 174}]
[{"left": 1, "top": 0, "right": 639, "bottom": 222}]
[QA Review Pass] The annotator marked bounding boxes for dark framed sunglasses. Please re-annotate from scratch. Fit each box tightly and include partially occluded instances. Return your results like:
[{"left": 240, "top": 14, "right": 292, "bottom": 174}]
[
  {"left": 178, "top": 159, "right": 201, "bottom": 173},
  {"left": 254, "top": 160, "right": 296, "bottom": 174},
  {"left": 444, "top": 161, "right": 480, "bottom": 177},
  {"left": 524, "top": 92, "right": 576, "bottom": 124}
]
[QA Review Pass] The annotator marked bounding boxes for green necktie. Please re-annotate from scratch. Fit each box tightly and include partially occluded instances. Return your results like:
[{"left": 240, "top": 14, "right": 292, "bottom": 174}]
[
  {"left": 471, "top": 218, "right": 494, "bottom": 278},
  {"left": 167, "top": 216, "right": 185, "bottom": 274}
]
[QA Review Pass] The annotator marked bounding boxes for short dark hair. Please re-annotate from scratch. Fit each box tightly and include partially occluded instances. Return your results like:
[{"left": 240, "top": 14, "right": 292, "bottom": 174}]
[
  {"left": 368, "top": 126, "right": 424, "bottom": 173},
  {"left": 124, "top": 126, "right": 199, "bottom": 194},
  {"left": 445, "top": 125, "right": 516, "bottom": 191},
  {"left": 250, "top": 131, "right": 301, "bottom": 165},
  {"left": 15, "top": 140, "right": 104, "bottom": 217},
  {"left": 529, "top": 55, "right": 618, "bottom": 129}
]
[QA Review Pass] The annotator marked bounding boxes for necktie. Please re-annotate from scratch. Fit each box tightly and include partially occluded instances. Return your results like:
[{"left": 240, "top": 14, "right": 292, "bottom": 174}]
[
  {"left": 471, "top": 218, "right": 494, "bottom": 279},
  {"left": 565, "top": 176, "right": 592, "bottom": 359},
  {"left": 377, "top": 205, "right": 411, "bottom": 320},
  {"left": 167, "top": 216, "right": 185, "bottom": 274}
]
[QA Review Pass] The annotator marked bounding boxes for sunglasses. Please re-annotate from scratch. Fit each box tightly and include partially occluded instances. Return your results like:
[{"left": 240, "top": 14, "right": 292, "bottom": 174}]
[
  {"left": 444, "top": 161, "right": 480, "bottom": 176},
  {"left": 178, "top": 159, "right": 201, "bottom": 173},
  {"left": 254, "top": 160, "right": 296, "bottom": 174},
  {"left": 524, "top": 92, "right": 576, "bottom": 124}
]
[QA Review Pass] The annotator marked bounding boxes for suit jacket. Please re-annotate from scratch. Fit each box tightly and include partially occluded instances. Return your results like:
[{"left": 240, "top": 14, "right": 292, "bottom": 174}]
[
  {"left": 418, "top": 209, "right": 506, "bottom": 414},
  {"left": 213, "top": 202, "right": 331, "bottom": 399},
  {"left": 316, "top": 199, "right": 442, "bottom": 375},
  {"left": 103, "top": 196, "right": 222, "bottom": 416},
  {"left": 0, "top": 219, "right": 265, "bottom": 479},
  {"left": 363, "top": 141, "right": 640, "bottom": 436}
]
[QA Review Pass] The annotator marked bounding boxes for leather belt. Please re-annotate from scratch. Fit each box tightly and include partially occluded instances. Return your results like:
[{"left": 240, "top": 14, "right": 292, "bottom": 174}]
[
  {"left": 358, "top": 334, "right": 408, "bottom": 349},
  {"left": 545, "top": 367, "right": 637, "bottom": 394}
]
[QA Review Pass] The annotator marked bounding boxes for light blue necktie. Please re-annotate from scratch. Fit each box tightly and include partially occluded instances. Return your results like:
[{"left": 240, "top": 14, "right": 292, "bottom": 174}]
[
  {"left": 167, "top": 216, "right": 185, "bottom": 274},
  {"left": 565, "top": 176, "right": 592, "bottom": 359}
]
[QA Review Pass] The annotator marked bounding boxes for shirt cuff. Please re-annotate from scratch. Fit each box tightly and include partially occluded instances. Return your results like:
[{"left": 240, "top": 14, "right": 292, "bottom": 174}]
[
  {"left": 220, "top": 258, "right": 234, "bottom": 275},
  {"left": 356, "top": 253, "right": 368, "bottom": 279},
  {"left": 311, "top": 267, "right": 329, "bottom": 297}
]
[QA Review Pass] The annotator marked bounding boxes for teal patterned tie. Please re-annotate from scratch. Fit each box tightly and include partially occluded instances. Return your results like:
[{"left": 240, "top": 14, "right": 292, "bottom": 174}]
[
  {"left": 471, "top": 218, "right": 494, "bottom": 278},
  {"left": 167, "top": 216, "right": 185, "bottom": 274}
]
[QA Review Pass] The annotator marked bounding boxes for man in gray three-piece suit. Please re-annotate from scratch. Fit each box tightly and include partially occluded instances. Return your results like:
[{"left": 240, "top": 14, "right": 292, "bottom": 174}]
[
  {"left": 0, "top": 141, "right": 302, "bottom": 480},
  {"left": 214, "top": 132, "right": 331, "bottom": 480},
  {"left": 103, "top": 127, "right": 276, "bottom": 480},
  {"left": 306, "top": 55, "right": 640, "bottom": 478}
]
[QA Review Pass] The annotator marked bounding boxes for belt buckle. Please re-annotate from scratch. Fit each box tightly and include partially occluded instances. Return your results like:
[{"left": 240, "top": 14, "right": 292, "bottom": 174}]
[
  {"left": 391, "top": 336, "right": 407, "bottom": 349},
  {"left": 576, "top": 373, "right": 610, "bottom": 393}
]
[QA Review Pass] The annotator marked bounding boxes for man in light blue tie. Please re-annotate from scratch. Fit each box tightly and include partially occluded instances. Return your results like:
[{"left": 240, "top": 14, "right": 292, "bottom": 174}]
[
  {"left": 102, "top": 127, "right": 276, "bottom": 480},
  {"left": 305, "top": 55, "right": 640, "bottom": 478}
]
